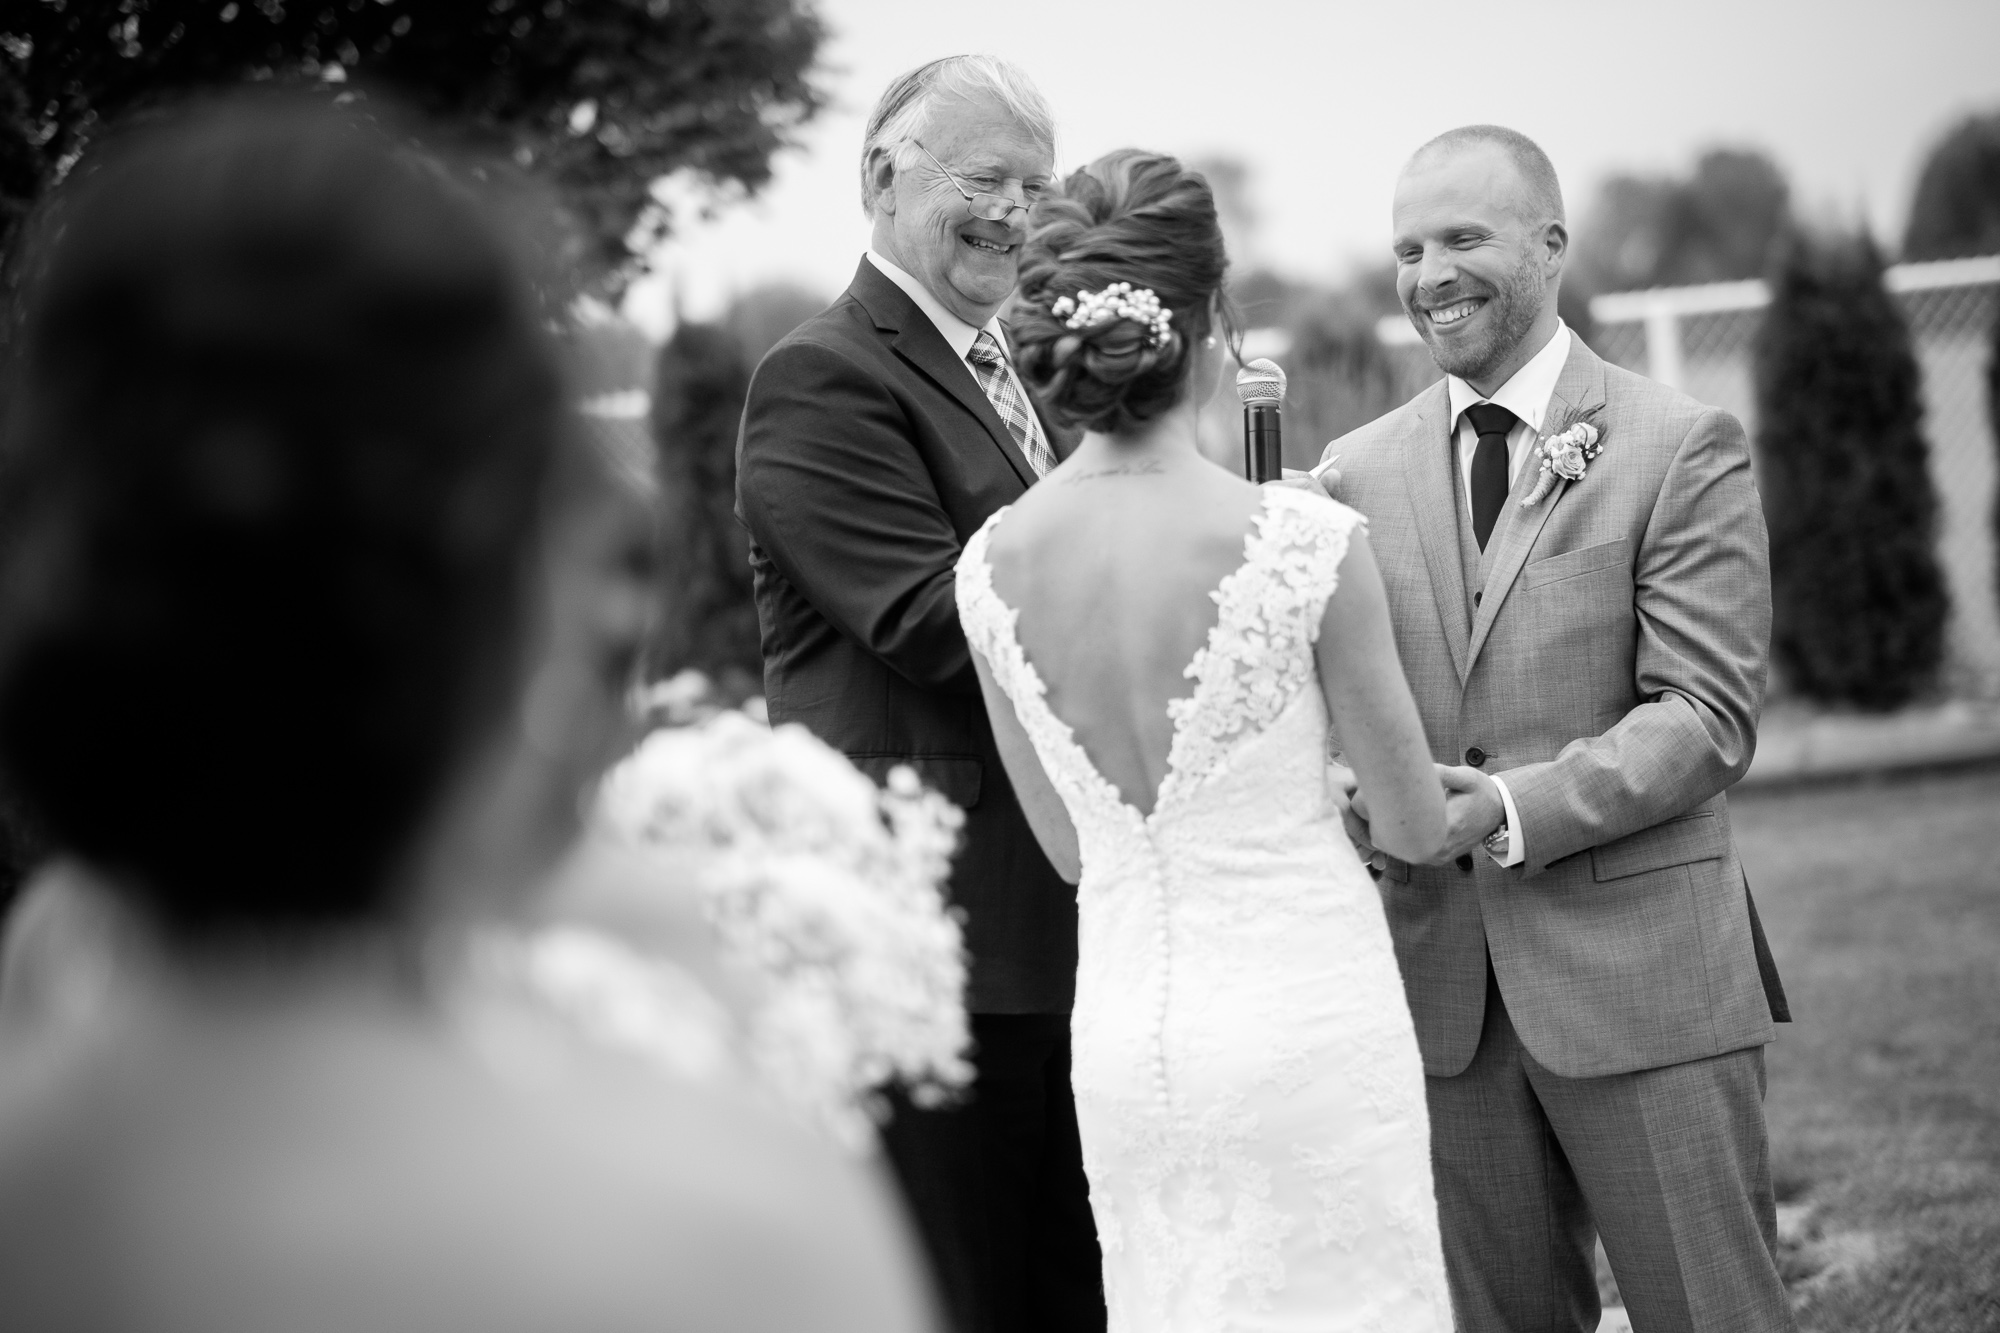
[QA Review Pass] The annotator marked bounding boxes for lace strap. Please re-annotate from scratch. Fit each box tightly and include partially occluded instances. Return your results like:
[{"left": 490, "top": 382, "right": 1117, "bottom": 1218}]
[
  {"left": 1160, "top": 490, "right": 1365, "bottom": 806},
  {"left": 957, "top": 515, "right": 1011, "bottom": 689},
  {"left": 1256, "top": 488, "right": 1366, "bottom": 647}
]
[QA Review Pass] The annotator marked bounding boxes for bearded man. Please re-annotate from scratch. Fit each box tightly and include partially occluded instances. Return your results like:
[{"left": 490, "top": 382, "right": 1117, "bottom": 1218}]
[
  {"left": 1323, "top": 126, "right": 1795, "bottom": 1333},
  {"left": 735, "top": 56, "right": 1101, "bottom": 1333}
]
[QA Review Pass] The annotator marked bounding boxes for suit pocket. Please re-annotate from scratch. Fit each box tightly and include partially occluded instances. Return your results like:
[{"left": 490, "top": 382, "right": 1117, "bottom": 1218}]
[
  {"left": 847, "top": 754, "right": 983, "bottom": 810},
  {"left": 1522, "top": 537, "right": 1629, "bottom": 590},
  {"left": 1591, "top": 810, "right": 1727, "bottom": 882}
]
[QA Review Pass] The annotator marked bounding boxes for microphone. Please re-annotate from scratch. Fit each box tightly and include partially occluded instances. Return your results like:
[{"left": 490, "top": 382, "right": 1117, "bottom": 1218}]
[{"left": 1236, "top": 358, "right": 1287, "bottom": 483}]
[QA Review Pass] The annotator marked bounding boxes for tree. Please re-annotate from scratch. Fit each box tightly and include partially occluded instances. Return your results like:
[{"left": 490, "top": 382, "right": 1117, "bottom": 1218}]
[
  {"left": 1279, "top": 287, "right": 1410, "bottom": 465},
  {"left": 1186, "top": 153, "right": 1258, "bottom": 269},
  {"left": 0, "top": 1, "right": 825, "bottom": 901},
  {"left": 1903, "top": 110, "right": 2000, "bottom": 261},
  {"left": 641, "top": 284, "right": 829, "bottom": 700},
  {"left": 0, "top": 0, "right": 826, "bottom": 280},
  {"left": 1754, "top": 229, "right": 1949, "bottom": 709},
  {"left": 647, "top": 322, "right": 761, "bottom": 699},
  {"left": 1990, "top": 299, "right": 2000, "bottom": 622},
  {"left": 720, "top": 282, "right": 826, "bottom": 368},
  {"left": 1570, "top": 148, "right": 1790, "bottom": 294}
]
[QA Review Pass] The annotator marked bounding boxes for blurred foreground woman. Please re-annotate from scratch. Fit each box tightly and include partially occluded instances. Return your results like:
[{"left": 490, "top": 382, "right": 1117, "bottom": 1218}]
[{"left": 0, "top": 95, "right": 934, "bottom": 1333}]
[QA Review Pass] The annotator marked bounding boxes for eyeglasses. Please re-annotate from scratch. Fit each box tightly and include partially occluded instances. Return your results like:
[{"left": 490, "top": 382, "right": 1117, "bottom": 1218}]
[{"left": 912, "top": 141, "right": 1036, "bottom": 222}]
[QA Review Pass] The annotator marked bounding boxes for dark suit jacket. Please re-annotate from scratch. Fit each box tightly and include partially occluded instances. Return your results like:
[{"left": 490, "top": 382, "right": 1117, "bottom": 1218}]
[{"left": 735, "top": 258, "right": 1076, "bottom": 1015}]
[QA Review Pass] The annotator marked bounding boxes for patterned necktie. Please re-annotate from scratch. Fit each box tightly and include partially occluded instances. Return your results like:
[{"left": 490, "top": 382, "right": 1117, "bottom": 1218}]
[
  {"left": 1464, "top": 401, "right": 1518, "bottom": 551},
  {"left": 967, "top": 330, "right": 1057, "bottom": 478}
]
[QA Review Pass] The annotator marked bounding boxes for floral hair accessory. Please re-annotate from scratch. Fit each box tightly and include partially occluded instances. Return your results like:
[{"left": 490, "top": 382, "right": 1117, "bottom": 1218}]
[
  {"left": 1523, "top": 417, "right": 1604, "bottom": 507},
  {"left": 1049, "top": 282, "right": 1173, "bottom": 348}
]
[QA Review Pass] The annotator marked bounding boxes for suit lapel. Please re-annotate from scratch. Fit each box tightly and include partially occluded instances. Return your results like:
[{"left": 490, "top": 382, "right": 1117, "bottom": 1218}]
[
  {"left": 1402, "top": 381, "right": 1472, "bottom": 685},
  {"left": 848, "top": 260, "right": 1037, "bottom": 488},
  {"left": 1464, "top": 338, "right": 1610, "bottom": 672}
]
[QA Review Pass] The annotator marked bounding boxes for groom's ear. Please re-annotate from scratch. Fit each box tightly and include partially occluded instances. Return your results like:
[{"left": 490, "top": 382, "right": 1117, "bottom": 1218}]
[{"left": 1542, "top": 218, "right": 1570, "bottom": 277}]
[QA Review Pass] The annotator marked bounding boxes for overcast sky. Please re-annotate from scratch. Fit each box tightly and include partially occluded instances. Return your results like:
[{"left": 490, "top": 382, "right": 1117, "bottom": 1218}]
[{"left": 623, "top": 0, "right": 2000, "bottom": 334}]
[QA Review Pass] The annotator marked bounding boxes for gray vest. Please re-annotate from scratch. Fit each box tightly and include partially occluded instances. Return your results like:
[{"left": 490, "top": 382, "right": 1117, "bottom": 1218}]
[{"left": 1448, "top": 421, "right": 1527, "bottom": 626}]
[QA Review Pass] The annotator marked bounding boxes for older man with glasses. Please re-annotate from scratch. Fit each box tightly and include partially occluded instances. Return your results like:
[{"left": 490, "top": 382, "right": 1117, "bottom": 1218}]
[{"left": 736, "top": 56, "right": 1102, "bottom": 1333}]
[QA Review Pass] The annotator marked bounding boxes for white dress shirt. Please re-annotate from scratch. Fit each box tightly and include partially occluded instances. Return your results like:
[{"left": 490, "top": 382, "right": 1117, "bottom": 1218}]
[
  {"left": 865, "top": 249, "right": 1012, "bottom": 369},
  {"left": 1444, "top": 320, "right": 1573, "bottom": 528},
  {"left": 1442, "top": 320, "right": 1573, "bottom": 867}
]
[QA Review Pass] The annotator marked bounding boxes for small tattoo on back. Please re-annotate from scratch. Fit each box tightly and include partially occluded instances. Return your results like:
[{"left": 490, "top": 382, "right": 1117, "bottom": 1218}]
[{"left": 1058, "top": 459, "right": 1168, "bottom": 484}]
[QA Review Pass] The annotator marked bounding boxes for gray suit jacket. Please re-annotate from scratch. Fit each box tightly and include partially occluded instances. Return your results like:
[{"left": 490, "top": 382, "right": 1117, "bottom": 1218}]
[{"left": 1331, "top": 336, "right": 1776, "bottom": 1080}]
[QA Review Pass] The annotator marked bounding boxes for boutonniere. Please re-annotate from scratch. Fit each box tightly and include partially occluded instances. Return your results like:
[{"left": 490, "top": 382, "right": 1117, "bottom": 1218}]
[{"left": 1522, "top": 414, "right": 1605, "bottom": 507}]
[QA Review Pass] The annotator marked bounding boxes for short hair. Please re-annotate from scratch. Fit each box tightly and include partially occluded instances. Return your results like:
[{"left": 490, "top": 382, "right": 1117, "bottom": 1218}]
[
  {"left": 1409, "top": 124, "right": 1565, "bottom": 225},
  {"left": 859, "top": 55, "right": 1056, "bottom": 217},
  {"left": 0, "top": 93, "right": 570, "bottom": 939}
]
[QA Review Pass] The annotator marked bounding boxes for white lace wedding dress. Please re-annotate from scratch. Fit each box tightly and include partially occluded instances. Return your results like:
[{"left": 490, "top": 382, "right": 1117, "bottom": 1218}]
[{"left": 957, "top": 487, "right": 1452, "bottom": 1333}]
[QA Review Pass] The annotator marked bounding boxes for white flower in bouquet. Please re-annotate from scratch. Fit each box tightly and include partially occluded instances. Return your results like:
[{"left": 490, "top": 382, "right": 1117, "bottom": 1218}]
[
  {"left": 592, "top": 711, "right": 971, "bottom": 1150},
  {"left": 493, "top": 925, "right": 737, "bottom": 1084}
]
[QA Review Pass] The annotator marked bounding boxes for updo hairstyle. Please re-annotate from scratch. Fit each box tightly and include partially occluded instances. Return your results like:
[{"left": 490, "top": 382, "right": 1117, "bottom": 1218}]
[
  {"left": 0, "top": 94, "right": 570, "bottom": 940},
  {"left": 1013, "top": 150, "right": 1229, "bottom": 435}
]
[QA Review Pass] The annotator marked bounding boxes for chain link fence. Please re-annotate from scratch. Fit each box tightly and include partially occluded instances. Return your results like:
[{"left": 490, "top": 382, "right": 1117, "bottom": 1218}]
[{"left": 1375, "top": 257, "right": 2000, "bottom": 700}]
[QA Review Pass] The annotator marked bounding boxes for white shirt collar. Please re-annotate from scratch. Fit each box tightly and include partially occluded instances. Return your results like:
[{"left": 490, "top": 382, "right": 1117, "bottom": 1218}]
[
  {"left": 866, "top": 249, "right": 1007, "bottom": 361},
  {"left": 1445, "top": 319, "right": 1573, "bottom": 435}
]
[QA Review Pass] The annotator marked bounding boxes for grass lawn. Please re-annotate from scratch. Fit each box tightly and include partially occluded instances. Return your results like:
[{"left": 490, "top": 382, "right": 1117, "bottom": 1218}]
[{"left": 1733, "top": 766, "right": 2000, "bottom": 1331}]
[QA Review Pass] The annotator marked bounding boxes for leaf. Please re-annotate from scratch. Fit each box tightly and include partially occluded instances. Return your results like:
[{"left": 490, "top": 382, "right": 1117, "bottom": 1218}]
[{"left": 0, "top": 0, "right": 830, "bottom": 289}]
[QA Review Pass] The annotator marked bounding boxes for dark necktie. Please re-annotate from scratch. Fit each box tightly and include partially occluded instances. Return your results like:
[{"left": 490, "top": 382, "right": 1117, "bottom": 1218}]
[{"left": 1464, "top": 402, "right": 1517, "bottom": 551}]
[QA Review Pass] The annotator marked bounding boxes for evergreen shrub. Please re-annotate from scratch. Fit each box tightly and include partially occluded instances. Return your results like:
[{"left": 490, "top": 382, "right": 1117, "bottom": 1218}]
[
  {"left": 1990, "top": 300, "right": 2000, "bottom": 621},
  {"left": 1753, "top": 230, "right": 1949, "bottom": 708},
  {"left": 648, "top": 324, "right": 763, "bottom": 700},
  {"left": 1902, "top": 110, "right": 2000, "bottom": 261}
]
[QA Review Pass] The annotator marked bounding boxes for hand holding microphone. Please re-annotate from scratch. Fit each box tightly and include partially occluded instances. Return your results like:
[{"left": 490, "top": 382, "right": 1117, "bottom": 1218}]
[
  {"left": 1239, "top": 357, "right": 1342, "bottom": 496},
  {"left": 1236, "top": 358, "right": 1286, "bottom": 483}
]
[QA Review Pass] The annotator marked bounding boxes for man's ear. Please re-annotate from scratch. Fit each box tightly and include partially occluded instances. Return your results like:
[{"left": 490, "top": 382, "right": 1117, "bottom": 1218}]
[
  {"left": 1543, "top": 218, "right": 1569, "bottom": 276},
  {"left": 864, "top": 146, "right": 899, "bottom": 217}
]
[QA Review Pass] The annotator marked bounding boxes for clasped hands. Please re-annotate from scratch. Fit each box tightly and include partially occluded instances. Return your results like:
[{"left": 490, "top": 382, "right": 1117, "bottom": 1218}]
[
  {"left": 1277, "top": 456, "right": 1501, "bottom": 868},
  {"left": 1336, "top": 763, "right": 1504, "bottom": 868}
]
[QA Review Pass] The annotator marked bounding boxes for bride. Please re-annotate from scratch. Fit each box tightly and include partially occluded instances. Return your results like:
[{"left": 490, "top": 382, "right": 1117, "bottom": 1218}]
[{"left": 956, "top": 150, "right": 1453, "bottom": 1331}]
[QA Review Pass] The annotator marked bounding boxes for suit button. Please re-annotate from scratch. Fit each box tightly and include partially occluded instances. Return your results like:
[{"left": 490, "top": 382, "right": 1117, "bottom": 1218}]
[
  {"left": 1473, "top": 591, "right": 1483, "bottom": 606},
  {"left": 1465, "top": 746, "right": 1486, "bottom": 767},
  {"left": 1455, "top": 853, "right": 1475, "bottom": 873}
]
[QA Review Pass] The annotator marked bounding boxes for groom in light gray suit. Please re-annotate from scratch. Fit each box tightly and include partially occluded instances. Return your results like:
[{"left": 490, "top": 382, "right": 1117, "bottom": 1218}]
[{"left": 1324, "top": 127, "right": 1795, "bottom": 1332}]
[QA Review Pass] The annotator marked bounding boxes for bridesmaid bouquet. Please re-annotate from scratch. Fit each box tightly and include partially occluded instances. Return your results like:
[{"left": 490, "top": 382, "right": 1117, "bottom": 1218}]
[{"left": 591, "top": 710, "right": 972, "bottom": 1150}]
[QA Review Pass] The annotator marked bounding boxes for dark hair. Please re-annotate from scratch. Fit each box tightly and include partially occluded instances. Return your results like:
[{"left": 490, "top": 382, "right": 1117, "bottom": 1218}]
[
  {"left": 0, "top": 93, "right": 569, "bottom": 939},
  {"left": 1013, "top": 151, "right": 1229, "bottom": 435}
]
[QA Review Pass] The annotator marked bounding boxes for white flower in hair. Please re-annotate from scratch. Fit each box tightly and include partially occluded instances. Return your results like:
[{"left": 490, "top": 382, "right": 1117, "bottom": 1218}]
[{"left": 1051, "top": 281, "right": 1173, "bottom": 348}]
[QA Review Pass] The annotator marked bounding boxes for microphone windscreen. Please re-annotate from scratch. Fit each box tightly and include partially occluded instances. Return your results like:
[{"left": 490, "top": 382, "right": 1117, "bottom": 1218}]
[{"left": 1235, "top": 358, "right": 1287, "bottom": 406}]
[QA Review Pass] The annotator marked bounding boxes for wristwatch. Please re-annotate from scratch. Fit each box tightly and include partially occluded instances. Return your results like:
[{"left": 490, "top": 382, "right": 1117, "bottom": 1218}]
[{"left": 1482, "top": 821, "right": 1510, "bottom": 859}]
